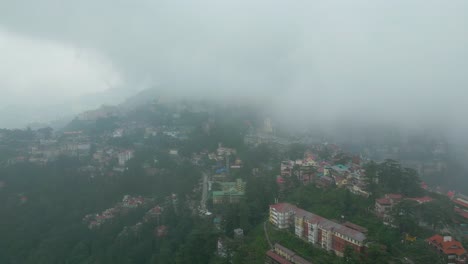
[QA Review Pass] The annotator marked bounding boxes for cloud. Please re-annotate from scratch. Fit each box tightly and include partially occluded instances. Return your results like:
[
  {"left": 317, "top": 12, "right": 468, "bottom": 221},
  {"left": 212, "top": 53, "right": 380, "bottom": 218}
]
[
  {"left": 0, "top": 27, "right": 122, "bottom": 106},
  {"left": 0, "top": 0, "right": 467, "bottom": 135}
]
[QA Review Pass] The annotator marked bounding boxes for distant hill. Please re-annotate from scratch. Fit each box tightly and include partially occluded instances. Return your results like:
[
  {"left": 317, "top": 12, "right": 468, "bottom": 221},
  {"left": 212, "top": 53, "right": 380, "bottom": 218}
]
[{"left": 0, "top": 87, "right": 137, "bottom": 130}]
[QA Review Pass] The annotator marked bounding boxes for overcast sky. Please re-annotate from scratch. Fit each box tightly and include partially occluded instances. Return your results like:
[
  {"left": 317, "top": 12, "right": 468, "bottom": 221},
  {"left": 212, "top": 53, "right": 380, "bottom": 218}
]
[{"left": 0, "top": 0, "right": 467, "bottom": 134}]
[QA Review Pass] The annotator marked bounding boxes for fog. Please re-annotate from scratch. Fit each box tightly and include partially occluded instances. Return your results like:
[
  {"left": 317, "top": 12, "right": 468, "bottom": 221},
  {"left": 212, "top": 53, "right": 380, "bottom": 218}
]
[{"left": 0, "top": 0, "right": 467, "bottom": 137}]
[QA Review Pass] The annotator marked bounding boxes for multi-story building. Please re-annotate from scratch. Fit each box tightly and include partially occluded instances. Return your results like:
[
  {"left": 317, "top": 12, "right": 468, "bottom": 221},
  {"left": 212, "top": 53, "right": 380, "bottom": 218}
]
[
  {"left": 212, "top": 179, "right": 246, "bottom": 204},
  {"left": 427, "top": 235, "right": 466, "bottom": 264},
  {"left": 281, "top": 160, "right": 294, "bottom": 177},
  {"left": 269, "top": 203, "right": 298, "bottom": 229},
  {"left": 269, "top": 203, "right": 366, "bottom": 256}
]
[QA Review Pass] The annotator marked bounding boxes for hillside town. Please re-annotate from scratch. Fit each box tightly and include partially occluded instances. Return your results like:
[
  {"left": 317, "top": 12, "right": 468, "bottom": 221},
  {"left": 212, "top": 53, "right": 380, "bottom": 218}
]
[{"left": 0, "top": 100, "right": 467, "bottom": 264}]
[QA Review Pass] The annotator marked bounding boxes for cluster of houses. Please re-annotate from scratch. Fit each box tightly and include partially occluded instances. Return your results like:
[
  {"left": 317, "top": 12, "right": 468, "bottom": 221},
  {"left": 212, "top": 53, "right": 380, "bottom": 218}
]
[
  {"left": 5, "top": 130, "right": 91, "bottom": 165},
  {"left": 277, "top": 147, "right": 370, "bottom": 198},
  {"left": 208, "top": 144, "right": 247, "bottom": 205},
  {"left": 374, "top": 193, "right": 433, "bottom": 226},
  {"left": 270, "top": 202, "right": 468, "bottom": 263},
  {"left": 4, "top": 127, "right": 139, "bottom": 178},
  {"left": 371, "top": 181, "right": 468, "bottom": 262},
  {"left": 448, "top": 192, "right": 468, "bottom": 221},
  {"left": 82, "top": 195, "right": 148, "bottom": 229},
  {"left": 118, "top": 204, "right": 169, "bottom": 238},
  {"left": 269, "top": 203, "right": 367, "bottom": 257},
  {"left": 90, "top": 146, "right": 136, "bottom": 175}
]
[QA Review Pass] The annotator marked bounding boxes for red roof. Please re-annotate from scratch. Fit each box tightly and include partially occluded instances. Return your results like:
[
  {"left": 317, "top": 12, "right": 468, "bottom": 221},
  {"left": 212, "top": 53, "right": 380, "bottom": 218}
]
[
  {"left": 266, "top": 250, "right": 293, "bottom": 264},
  {"left": 454, "top": 198, "right": 468, "bottom": 209},
  {"left": 421, "top": 182, "right": 428, "bottom": 189},
  {"left": 276, "top": 176, "right": 285, "bottom": 184},
  {"left": 408, "top": 196, "right": 433, "bottom": 204},
  {"left": 376, "top": 198, "right": 392, "bottom": 205},
  {"left": 386, "top": 193, "right": 403, "bottom": 200},
  {"left": 155, "top": 225, "right": 168, "bottom": 237},
  {"left": 343, "top": 221, "right": 368, "bottom": 233},
  {"left": 454, "top": 207, "right": 468, "bottom": 219},
  {"left": 448, "top": 191, "right": 456, "bottom": 199},
  {"left": 427, "top": 235, "right": 466, "bottom": 256},
  {"left": 270, "top": 203, "right": 297, "bottom": 213}
]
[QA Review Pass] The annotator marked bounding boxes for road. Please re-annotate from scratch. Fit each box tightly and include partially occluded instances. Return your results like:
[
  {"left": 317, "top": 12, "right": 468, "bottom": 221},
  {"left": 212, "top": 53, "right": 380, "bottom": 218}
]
[{"left": 200, "top": 172, "right": 208, "bottom": 212}]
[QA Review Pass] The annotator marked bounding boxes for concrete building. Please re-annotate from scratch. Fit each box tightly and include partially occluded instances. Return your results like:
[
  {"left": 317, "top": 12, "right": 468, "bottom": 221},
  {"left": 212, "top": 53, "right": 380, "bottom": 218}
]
[
  {"left": 269, "top": 203, "right": 366, "bottom": 256},
  {"left": 212, "top": 179, "right": 246, "bottom": 204},
  {"left": 375, "top": 194, "right": 403, "bottom": 225},
  {"left": 427, "top": 235, "right": 466, "bottom": 264},
  {"left": 269, "top": 203, "right": 298, "bottom": 229}
]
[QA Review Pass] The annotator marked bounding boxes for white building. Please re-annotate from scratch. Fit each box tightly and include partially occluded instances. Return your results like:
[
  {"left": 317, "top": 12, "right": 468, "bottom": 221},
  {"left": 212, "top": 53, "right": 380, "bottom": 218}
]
[
  {"left": 118, "top": 150, "right": 134, "bottom": 166},
  {"left": 269, "top": 203, "right": 297, "bottom": 229}
]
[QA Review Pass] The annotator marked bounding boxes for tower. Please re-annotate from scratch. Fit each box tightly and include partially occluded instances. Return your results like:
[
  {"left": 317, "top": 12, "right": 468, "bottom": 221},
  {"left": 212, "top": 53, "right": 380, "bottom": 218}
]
[{"left": 264, "top": 118, "right": 273, "bottom": 134}]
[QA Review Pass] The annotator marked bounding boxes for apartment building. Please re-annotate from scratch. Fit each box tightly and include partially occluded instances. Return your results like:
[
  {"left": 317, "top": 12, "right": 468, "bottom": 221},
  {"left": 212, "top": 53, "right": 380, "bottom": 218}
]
[{"left": 269, "top": 203, "right": 366, "bottom": 256}]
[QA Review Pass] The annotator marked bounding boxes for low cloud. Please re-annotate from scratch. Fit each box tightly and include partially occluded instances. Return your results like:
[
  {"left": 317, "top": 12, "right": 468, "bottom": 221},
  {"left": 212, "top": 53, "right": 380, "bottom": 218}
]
[
  {"left": 0, "top": 1, "right": 467, "bottom": 137},
  {"left": 0, "top": 27, "right": 122, "bottom": 106}
]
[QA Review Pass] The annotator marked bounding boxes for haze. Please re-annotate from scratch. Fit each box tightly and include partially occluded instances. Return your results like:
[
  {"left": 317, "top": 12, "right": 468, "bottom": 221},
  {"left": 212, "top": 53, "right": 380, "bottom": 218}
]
[{"left": 0, "top": 0, "right": 467, "bottom": 136}]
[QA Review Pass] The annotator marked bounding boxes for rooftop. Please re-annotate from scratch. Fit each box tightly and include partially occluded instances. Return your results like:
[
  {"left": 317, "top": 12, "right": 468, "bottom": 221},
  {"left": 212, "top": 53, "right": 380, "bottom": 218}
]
[
  {"left": 454, "top": 198, "right": 468, "bottom": 209},
  {"left": 270, "top": 203, "right": 298, "bottom": 213},
  {"left": 274, "top": 243, "right": 296, "bottom": 257},
  {"left": 427, "top": 234, "right": 466, "bottom": 256},
  {"left": 343, "top": 221, "right": 368, "bottom": 234},
  {"left": 266, "top": 250, "right": 293, "bottom": 264},
  {"left": 408, "top": 196, "right": 433, "bottom": 204},
  {"left": 292, "top": 255, "right": 313, "bottom": 264},
  {"left": 385, "top": 193, "right": 403, "bottom": 200},
  {"left": 376, "top": 198, "right": 392, "bottom": 205}
]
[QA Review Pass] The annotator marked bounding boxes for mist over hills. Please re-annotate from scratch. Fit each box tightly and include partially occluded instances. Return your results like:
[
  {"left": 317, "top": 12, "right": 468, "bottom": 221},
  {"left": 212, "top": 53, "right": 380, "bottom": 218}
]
[
  {"left": 0, "top": 87, "right": 137, "bottom": 129},
  {"left": 1, "top": 1, "right": 468, "bottom": 140}
]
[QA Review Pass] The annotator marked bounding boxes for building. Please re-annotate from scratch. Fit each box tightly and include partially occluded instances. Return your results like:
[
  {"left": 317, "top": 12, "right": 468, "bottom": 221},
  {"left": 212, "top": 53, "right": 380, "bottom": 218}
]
[
  {"left": 281, "top": 160, "right": 295, "bottom": 177},
  {"left": 331, "top": 164, "right": 349, "bottom": 175},
  {"left": 264, "top": 118, "right": 274, "bottom": 134},
  {"left": 452, "top": 193, "right": 468, "bottom": 210},
  {"left": 375, "top": 194, "right": 403, "bottom": 224},
  {"left": 427, "top": 235, "right": 466, "bottom": 264},
  {"left": 265, "top": 250, "right": 293, "bottom": 264},
  {"left": 270, "top": 203, "right": 298, "bottom": 229},
  {"left": 376, "top": 193, "right": 435, "bottom": 225},
  {"left": 234, "top": 228, "right": 244, "bottom": 238},
  {"left": 265, "top": 243, "right": 313, "bottom": 264},
  {"left": 169, "top": 149, "right": 179, "bottom": 155},
  {"left": 348, "top": 183, "right": 370, "bottom": 198},
  {"left": 315, "top": 176, "right": 335, "bottom": 188},
  {"left": 269, "top": 203, "right": 366, "bottom": 256},
  {"left": 212, "top": 179, "right": 246, "bottom": 204},
  {"left": 408, "top": 196, "right": 433, "bottom": 204},
  {"left": 217, "top": 143, "right": 236, "bottom": 157},
  {"left": 118, "top": 150, "right": 134, "bottom": 166}
]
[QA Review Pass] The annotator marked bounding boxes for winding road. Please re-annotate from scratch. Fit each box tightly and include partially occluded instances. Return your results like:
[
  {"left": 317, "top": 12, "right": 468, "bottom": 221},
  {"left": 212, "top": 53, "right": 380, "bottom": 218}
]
[{"left": 200, "top": 172, "right": 208, "bottom": 212}]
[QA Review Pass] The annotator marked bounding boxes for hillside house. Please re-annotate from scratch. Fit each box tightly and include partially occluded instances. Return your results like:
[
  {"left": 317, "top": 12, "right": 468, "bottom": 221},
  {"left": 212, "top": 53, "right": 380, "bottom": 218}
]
[{"left": 427, "top": 235, "right": 466, "bottom": 264}]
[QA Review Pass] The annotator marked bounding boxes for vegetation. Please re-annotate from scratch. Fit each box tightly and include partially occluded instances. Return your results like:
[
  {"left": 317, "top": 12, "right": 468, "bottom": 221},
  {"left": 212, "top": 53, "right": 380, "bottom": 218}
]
[
  {"left": 364, "top": 159, "right": 424, "bottom": 198},
  {"left": 0, "top": 102, "right": 464, "bottom": 264}
]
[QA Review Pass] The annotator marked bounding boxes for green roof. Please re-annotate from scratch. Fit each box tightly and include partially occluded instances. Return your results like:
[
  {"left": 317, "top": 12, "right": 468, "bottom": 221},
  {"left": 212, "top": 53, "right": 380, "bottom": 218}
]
[{"left": 213, "top": 190, "right": 245, "bottom": 196}]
